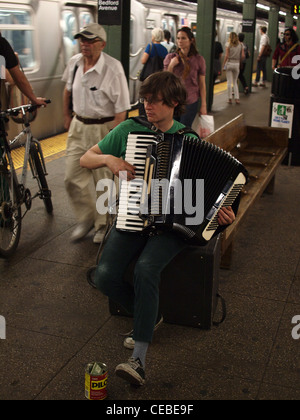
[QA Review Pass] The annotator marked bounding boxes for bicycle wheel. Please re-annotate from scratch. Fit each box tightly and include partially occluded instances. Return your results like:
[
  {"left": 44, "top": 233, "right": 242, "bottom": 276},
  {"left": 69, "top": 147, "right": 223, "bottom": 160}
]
[
  {"left": 30, "top": 142, "right": 53, "bottom": 214},
  {"left": 0, "top": 151, "right": 22, "bottom": 258}
]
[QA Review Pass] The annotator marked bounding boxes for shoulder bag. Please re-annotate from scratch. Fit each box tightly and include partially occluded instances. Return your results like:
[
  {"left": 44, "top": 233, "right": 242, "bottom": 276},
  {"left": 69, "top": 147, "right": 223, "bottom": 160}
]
[{"left": 139, "top": 44, "right": 164, "bottom": 82}]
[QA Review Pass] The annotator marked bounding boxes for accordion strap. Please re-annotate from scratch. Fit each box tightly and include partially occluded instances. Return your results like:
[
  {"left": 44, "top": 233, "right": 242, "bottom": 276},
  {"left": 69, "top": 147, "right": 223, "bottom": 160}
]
[{"left": 130, "top": 116, "right": 200, "bottom": 138}]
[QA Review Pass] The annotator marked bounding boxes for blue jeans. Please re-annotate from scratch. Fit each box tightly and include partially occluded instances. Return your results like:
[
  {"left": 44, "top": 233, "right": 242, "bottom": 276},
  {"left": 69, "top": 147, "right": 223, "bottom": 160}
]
[
  {"left": 178, "top": 100, "right": 199, "bottom": 128},
  {"left": 95, "top": 226, "right": 188, "bottom": 343}
]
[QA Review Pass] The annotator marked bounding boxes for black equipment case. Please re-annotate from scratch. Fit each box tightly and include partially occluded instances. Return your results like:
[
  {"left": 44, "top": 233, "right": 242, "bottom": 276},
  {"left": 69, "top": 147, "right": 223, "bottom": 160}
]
[{"left": 109, "top": 234, "right": 224, "bottom": 330}]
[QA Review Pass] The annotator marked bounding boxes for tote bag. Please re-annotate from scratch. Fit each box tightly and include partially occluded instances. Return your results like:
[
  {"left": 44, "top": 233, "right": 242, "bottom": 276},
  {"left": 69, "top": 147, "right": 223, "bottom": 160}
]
[{"left": 139, "top": 44, "right": 164, "bottom": 82}]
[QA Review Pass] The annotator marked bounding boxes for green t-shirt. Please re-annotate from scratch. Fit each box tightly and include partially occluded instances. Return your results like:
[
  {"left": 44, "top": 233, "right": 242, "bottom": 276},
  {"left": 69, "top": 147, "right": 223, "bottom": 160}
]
[{"left": 98, "top": 119, "right": 197, "bottom": 159}]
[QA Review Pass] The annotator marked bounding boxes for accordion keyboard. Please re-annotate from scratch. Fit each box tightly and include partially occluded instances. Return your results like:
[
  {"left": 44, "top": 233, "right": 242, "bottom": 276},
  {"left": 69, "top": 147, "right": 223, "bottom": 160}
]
[{"left": 116, "top": 133, "right": 157, "bottom": 232}]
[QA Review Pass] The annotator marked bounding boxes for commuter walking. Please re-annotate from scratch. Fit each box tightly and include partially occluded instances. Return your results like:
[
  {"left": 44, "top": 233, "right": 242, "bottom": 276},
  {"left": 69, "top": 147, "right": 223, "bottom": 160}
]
[
  {"left": 223, "top": 32, "right": 245, "bottom": 104},
  {"left": 164, "top": 26, "right": 207, "bottom": 127},
  {"left": 63, "top": 23, "right": 130, "bottom": 243},
  {"left": 253, "top": 26, "right": 270, "bottom": 87}
]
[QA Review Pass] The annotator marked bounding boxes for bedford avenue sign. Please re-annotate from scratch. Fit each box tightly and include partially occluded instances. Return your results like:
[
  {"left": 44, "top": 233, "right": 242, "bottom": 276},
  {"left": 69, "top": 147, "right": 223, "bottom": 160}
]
[{"left": 98, "top": 0, "right": 122, "bottom": 25}]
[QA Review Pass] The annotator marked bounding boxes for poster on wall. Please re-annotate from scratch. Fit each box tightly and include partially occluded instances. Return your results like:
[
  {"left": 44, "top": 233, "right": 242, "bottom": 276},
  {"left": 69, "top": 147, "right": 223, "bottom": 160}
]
[
  {"left": 271, "top": 102, "right": 294, "bottom": 138},
  {"left": 98, "top": 0, "right": 122, "bottom": 25}
]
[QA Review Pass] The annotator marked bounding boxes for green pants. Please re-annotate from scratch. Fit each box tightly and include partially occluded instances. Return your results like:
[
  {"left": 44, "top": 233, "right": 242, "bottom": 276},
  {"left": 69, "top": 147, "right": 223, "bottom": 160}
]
[{"left": 95, "top": 226, "right": 188, "bottom": 343}]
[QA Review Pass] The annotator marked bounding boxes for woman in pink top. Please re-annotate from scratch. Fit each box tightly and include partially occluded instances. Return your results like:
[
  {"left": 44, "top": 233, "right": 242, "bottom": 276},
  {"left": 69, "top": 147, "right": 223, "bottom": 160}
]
[{"left": 164, "top": 27, "right": 207, "bottom": 127}]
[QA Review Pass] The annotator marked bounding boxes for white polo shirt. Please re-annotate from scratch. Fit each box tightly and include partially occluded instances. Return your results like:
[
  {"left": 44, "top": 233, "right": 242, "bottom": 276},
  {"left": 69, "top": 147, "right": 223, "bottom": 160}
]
[{"left": 64, "top": 52, "right": 130, "bottom": 119}]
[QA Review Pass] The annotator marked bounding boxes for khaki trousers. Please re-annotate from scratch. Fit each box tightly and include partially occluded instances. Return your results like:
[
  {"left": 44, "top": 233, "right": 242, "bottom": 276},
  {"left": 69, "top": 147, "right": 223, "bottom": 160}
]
[{"left": 64, "top": 116, "right": 114, "bottom": 230}]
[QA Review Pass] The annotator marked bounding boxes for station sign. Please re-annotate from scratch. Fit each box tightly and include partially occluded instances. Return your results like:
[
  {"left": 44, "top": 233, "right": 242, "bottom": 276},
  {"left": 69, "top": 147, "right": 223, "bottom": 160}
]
[
  {"left": 271, "top": 103, "right": 294, "bottom": 138},
  {"left": 98, "top": 0, "right": 122, "bottom": 25},
  {"left": 242, "top": 19, "right": 255, "bottom": 33}
]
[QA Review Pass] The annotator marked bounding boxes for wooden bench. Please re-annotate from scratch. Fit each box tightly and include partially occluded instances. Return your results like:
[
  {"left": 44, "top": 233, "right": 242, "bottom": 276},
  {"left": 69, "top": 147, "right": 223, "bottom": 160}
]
[{"left": 205, "top": 114, "right": 289, "bottom": 269}]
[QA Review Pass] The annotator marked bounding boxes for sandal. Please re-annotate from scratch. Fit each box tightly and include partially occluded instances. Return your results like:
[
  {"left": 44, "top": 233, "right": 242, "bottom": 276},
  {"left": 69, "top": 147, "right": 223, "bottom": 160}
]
[
  {"left": 227, "top": 99, "right": 232, "bottom": 104},
  {"left": 235, "top": 100, "right": 240, "bottom": 105}
]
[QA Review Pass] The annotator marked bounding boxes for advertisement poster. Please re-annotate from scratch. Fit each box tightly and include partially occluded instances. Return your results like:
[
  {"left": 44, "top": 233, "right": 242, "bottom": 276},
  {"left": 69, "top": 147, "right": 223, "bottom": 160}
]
[{"left": 271, "top": 102, "right": 294, "bottom": 138}]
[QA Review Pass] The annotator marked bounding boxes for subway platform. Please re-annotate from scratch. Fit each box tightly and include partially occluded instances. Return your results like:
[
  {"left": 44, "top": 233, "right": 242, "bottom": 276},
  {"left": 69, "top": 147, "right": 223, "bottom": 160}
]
[{"left": 0, "top": 84, "right": 299, "bottom": 401}]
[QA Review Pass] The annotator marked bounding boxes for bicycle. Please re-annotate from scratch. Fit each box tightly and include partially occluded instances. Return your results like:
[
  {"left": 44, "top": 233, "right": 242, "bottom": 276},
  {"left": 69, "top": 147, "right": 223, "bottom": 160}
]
[{"left": 0, "top": 100, "right": 52, "bottom": 258}]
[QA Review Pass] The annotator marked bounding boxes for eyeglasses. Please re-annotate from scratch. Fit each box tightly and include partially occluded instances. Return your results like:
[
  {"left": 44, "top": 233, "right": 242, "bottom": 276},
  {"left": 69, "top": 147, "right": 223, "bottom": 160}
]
[
  {"left": 139, "top": 97, "right": 164, "bottom": 105},
  {"left": 284, "top": 33, "right": 291, "bottom": 37},
  {"left": 79, "top": 38, "right": 102, "bottom": 44}
]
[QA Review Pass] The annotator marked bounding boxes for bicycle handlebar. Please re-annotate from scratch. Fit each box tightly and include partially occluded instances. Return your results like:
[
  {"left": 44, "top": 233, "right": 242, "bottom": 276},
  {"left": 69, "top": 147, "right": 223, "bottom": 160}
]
[{"left": 0, "top": 100, "right": 51, "bottom": 119}]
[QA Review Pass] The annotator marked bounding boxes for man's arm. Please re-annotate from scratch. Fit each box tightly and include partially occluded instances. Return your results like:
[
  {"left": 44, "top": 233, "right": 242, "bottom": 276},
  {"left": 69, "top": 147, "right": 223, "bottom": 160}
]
[
  {"left": 63, "top": 88, "right": 73, "bottom": 131},
  {"left": 8, "top": 65, "right": 47, "bottom": 106},
  {"left": 198, "top": 75, "right": 207, "bottom": 115},
  {"left": 80, "top": 144, "right": 136, "bottom": 180}
]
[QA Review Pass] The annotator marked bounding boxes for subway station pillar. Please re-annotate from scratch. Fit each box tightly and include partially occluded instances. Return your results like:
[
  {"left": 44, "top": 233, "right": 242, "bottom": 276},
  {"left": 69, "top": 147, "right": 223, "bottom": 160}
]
[
  {"left": 99, "top": 0, "right": 131, "bottom": 80},
  {"left": 267, "top": 5, "right": 280, "bottom": 83},
  {"left": 242, "top": 0, "right": 256, "bottom": 91},
  {"left": 196, "top": 0, "right": 217, "bottom": 112},
  {"left": 285, "top": 12, "right": 294, "bottom": 29}
]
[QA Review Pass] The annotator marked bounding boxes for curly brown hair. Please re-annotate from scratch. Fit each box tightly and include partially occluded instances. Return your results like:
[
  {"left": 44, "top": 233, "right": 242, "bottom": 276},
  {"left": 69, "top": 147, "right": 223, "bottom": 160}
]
[{"left": 139, "top": 71, "right": 187, "bottom": 116}]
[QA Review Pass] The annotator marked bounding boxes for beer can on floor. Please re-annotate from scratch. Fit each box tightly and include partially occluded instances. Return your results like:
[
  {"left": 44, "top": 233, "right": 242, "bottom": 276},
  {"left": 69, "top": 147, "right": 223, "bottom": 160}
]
[{"left": 85, "top": 362, "right": 108, "bottom": 400}]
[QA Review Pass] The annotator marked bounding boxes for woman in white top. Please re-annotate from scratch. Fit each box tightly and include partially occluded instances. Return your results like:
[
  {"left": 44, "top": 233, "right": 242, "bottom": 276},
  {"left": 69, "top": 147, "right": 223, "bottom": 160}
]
[{"left": 223, "top": 32, "right": 245, "bottom": 104}]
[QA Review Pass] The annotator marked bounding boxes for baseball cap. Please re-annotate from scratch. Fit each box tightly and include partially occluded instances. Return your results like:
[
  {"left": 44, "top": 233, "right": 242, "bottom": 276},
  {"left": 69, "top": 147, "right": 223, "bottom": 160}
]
[{"left": 74, "top": 23, "right": 107, "bottom": 42}]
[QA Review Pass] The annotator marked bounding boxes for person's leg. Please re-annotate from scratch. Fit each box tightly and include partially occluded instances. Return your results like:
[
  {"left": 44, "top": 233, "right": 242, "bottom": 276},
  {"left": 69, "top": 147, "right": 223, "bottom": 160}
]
[
  {"left": 64, "top": 118, "right": 95, "bottom": 227},
  {"left": 255, "top": 59, "right": 262, "bottom": 84},
  {"left": 226, "top": 68, "right": 233, "bottom": 101},
  {"left": 115, "top": 230, "right": 188, "bottom": 385},
  {"left": 232, "top": 64, "right": 240, "bottom": 101},
  {"left": 95, "top": 226, "right": 147, "bottom": 315},
  {"left": 132, "top": 231, "right": 188, "bottom": 343}
]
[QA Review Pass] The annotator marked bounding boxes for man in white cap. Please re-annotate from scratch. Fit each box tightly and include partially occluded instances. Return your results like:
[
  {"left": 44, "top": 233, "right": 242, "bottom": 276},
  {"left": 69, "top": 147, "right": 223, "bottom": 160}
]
[{"left": 63, "top": 23, "right": 130, "bottom": 243}]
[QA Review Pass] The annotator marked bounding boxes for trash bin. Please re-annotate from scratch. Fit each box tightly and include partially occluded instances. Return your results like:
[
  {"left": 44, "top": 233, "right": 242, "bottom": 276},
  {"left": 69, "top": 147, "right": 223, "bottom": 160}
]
[{"left": 269, "top": 67, "right": 300, "bottom": 166}]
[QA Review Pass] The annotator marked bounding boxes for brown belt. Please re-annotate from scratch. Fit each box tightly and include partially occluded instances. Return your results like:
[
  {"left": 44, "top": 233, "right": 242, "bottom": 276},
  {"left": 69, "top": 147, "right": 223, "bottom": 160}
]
[{"left": 76, "top": 115, "right": 114, "bottom": 125}]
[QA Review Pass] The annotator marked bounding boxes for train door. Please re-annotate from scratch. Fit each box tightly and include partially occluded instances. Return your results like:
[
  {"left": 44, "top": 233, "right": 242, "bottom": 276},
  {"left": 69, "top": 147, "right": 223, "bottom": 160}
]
[
  {"left": 61, "top": 5, "right": 96, "bottom": 66},
  {"left": 161, "top": 15, "right": 177, "bottom": 43}
]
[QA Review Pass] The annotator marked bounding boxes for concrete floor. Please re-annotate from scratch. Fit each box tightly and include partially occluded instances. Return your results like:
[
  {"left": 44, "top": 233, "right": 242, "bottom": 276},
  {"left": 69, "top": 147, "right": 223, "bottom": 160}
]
[{"left": 0, "top": 84, "right": 299, "bottom": 400}]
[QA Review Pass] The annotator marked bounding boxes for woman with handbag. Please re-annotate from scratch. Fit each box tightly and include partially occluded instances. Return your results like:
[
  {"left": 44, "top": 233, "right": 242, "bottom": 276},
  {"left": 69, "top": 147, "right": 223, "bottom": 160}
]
[
  {"left": 139, "top": 28, "right": 168, "bottom": 116},
  {"left": 164, "top": 26, "right": 207, "bottom": 127},
  {"left": 139, "top": 28, "right": 168, "bottom": 81},
  {"left": 223, "top": 32, "right": 245, "bottom": 104}
]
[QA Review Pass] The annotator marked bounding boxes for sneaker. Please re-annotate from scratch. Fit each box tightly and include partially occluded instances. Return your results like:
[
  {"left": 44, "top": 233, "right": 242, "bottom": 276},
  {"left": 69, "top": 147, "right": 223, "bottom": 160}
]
[
  {"left": 71, "top": 222, "right": 94, "bottom": 242},
  {"left": 115, "top": 357, "right": 145, "bottom": 386},
  {"left": 123, "top": 315, "right": 164, "bottom": 350},
  {"left": 93, "top": 225, "right": 107, "bottom": 244}
]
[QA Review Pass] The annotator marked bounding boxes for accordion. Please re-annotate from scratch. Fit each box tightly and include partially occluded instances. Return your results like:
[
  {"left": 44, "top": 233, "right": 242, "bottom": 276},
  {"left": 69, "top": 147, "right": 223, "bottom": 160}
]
[{"left": 116, "top": 132, "right": 248, "bottom": 245}]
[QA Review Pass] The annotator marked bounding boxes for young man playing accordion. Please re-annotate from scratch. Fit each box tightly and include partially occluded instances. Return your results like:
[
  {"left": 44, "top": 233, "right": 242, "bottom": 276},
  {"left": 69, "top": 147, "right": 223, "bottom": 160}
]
[{"left": 80, "top": 72, "right": 235, "bottom": 386}]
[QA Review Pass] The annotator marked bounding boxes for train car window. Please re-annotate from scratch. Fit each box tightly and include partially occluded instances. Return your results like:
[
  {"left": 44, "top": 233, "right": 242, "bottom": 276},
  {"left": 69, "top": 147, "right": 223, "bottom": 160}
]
[
  {"left": 62, "top": 10, "right": 79, "bottom": 63},
  {"left": 79, "top": 11, "right": 94, "bottom": 28},
  {"left": 0, "top": 8, "right": 36, "bottom": 70}
]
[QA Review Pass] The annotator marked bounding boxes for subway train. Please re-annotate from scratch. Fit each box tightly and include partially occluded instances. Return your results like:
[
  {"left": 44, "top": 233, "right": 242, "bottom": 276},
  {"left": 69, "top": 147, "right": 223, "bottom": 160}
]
[{"left": 0, "top": 0, "right": 286, "bottom": 140}]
